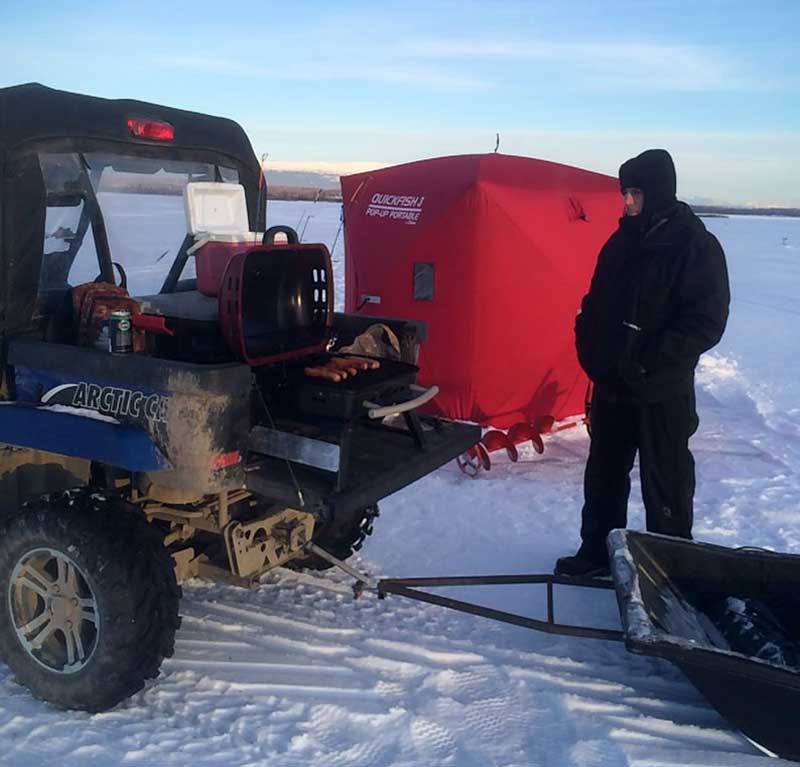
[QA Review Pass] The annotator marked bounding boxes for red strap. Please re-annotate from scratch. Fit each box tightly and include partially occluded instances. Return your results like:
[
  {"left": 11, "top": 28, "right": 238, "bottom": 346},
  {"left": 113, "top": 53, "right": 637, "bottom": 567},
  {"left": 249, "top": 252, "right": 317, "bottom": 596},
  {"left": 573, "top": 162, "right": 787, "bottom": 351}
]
[{"left": 132, "top": 314, "right": 175, "bottom": 337}]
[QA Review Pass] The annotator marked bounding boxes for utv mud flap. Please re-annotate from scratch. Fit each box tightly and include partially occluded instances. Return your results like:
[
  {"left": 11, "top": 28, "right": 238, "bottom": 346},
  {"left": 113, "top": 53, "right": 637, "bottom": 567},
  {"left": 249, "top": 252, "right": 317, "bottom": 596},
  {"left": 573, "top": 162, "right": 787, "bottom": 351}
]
[
  {"left": 245, "top": 417, "right": 480, "bottom": 515},
  {"left": 0, "top": 403, "right": 168, "bottom": 471}
]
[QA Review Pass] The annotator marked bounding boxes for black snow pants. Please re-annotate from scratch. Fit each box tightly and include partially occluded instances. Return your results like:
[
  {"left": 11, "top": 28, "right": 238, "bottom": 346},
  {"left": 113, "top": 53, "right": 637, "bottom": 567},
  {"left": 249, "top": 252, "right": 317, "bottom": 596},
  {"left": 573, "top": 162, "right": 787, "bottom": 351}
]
[{"left": 580, "top": 392, "right": 699, "bottom": 557}]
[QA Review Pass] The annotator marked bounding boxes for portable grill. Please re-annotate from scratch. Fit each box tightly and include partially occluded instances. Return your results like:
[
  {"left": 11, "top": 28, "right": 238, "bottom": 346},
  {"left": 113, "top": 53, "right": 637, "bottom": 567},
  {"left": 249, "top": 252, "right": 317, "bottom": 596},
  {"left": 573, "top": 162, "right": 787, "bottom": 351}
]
[
  {"left": 181, "top": 236, "right": 454, "bottom": 505},
  {"left": 289, "top": 354, "right": 419, "bottom": 420},
  {"left": 248, "top": 352, "right": 442, "bottom": 502}
]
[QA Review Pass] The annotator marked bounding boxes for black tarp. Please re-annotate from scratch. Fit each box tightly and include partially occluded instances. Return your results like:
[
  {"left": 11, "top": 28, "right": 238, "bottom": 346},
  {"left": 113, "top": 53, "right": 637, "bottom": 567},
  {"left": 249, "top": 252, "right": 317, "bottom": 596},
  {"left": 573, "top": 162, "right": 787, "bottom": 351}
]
[{"left": 0, "top": 83, "right": 263, "bottom": 336}]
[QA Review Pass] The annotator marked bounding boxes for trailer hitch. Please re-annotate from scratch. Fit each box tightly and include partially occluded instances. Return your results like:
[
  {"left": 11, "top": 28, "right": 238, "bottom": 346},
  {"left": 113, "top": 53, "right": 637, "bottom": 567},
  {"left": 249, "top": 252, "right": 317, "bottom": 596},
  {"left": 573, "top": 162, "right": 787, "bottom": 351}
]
[{"left": 302, "top": 542, "right": 377, "bottom": 598}]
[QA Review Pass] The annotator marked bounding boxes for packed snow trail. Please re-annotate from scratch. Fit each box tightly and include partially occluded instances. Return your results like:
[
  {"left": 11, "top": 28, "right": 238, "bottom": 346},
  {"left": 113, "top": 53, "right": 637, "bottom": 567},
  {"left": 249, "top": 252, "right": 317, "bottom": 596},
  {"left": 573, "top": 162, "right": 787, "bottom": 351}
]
[
  {"left": 0, "top": 560, "right": 784, "bottom": 766},
  {"left": 1, "top": 209, "right": 799, "bottom": 765}
]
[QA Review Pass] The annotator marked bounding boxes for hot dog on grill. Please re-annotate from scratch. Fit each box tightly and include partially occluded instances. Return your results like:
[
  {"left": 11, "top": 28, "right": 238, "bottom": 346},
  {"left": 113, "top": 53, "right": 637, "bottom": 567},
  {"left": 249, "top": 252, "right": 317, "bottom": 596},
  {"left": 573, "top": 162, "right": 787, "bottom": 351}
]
[
  {"left": 330, "top": 356, "right": 381, "bottom": 371},
  {"left": 304, "top": 365, "right": 345, "bottom": 382},
  {"left": 327, "top": 358, "right": 359, "bottom": 375}
]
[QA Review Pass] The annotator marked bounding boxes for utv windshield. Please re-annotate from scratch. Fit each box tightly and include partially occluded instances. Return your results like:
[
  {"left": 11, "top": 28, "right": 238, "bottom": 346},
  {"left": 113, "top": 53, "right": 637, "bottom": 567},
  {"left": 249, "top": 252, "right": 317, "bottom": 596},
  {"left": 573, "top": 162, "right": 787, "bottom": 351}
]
[{"left": 38, "top": 152, "right": 241, "bottom": 297}]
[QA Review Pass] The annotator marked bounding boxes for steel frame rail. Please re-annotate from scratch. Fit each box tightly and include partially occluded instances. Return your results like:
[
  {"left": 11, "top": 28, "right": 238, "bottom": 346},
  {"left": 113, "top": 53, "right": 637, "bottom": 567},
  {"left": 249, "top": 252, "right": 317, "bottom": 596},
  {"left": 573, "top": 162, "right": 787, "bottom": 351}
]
[{"left": 377, "top": 573, "right": 624, "bottom": 642}]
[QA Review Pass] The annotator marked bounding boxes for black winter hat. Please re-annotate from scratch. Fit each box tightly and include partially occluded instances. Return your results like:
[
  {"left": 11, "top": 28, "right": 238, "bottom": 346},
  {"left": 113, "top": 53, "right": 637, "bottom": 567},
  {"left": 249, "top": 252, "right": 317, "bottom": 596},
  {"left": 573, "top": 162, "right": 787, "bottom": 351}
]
[{"left": 619, "top": 149, "right": 677, "bottom": 217}]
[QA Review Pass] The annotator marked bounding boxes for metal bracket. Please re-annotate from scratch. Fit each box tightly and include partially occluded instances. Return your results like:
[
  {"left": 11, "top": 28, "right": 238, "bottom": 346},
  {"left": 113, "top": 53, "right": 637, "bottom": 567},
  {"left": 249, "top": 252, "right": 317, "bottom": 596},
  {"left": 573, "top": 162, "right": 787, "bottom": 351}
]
[
  {"left": 170, "top": 549, "right": 258, "bottom": 588},
  {"left": 248, "top": 425, "right": 340, "bottom": 472},
  {"left": 224, "top": 508, "right": 315, "bottom": 578}
]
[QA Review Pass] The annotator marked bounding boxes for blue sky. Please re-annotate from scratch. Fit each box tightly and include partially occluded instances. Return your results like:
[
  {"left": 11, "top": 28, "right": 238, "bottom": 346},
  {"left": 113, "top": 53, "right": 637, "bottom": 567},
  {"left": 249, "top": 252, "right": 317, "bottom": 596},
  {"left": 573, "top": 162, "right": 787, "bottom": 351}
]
[{"left": 2, "top": 0, "right": 798, "bottom": 205}]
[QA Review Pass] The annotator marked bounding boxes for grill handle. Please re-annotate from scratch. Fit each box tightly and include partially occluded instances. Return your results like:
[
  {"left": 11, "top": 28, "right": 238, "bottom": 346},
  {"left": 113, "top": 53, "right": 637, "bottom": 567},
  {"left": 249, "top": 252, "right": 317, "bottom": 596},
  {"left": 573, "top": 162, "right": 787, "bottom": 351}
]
[{"left": 363, "top": 384, "right": 439, "bottom": 420}]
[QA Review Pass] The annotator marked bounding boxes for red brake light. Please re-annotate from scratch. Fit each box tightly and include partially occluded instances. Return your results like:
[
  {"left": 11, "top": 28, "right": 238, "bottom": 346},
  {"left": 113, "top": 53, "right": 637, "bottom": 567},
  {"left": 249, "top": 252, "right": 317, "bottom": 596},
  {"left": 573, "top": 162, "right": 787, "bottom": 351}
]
[
  {"left": 211, "top": 451, "right": 241, "bottom": 469},
  {"left": 126, "top": 118, "right": 174, "bottom": 141}
]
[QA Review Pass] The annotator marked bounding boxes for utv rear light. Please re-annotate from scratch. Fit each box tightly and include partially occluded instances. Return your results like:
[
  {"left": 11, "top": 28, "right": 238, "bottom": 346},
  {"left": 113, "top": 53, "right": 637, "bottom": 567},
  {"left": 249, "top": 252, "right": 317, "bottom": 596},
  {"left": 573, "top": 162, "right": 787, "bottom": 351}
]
[
  {"left": 211, "top": 451, "right": 241, "bottom": 469},
  {"left": 126, "top": 117, "right": 175, "bottom": 141}
]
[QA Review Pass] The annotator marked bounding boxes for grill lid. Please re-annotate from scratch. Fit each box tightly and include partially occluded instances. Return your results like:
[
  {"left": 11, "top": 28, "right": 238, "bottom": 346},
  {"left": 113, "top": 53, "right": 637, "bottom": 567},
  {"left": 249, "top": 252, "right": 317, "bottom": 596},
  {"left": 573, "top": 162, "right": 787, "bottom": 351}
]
[{"left": 219, "top": 244, "right": 333, "bottom": 365}]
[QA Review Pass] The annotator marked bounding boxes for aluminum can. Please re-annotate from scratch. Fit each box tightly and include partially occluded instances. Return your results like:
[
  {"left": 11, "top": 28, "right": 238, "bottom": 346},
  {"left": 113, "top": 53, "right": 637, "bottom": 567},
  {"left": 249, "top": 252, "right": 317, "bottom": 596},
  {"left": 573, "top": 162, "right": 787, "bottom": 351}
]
[{"left": 109, "top": 310, "right": 133, "bottom": 355}]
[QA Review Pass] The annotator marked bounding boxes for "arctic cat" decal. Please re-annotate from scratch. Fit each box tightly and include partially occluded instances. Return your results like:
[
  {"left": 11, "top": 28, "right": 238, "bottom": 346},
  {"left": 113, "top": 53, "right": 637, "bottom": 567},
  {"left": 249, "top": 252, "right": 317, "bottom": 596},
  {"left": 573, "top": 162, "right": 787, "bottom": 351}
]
[{"left": 41, "top": 382, "right": 168, "bottom": 423}]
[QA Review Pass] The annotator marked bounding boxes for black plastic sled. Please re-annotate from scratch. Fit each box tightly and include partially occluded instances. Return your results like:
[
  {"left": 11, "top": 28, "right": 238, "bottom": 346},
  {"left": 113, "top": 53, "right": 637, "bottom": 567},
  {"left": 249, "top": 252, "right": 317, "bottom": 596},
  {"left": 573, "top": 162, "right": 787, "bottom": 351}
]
[
  {"left": 378, "top": 530, "right": 800, "bottom": 761},
  {"left": 608, "top": 529, "right": 800, "bottom": 761}
]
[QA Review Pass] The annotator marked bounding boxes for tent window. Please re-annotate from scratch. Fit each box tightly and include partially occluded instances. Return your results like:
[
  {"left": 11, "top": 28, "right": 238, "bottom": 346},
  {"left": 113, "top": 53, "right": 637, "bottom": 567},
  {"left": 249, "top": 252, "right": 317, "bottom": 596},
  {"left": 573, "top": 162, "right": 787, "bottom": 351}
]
[{"left": 413, "top": 263, "right": 434, "bottom": 301}]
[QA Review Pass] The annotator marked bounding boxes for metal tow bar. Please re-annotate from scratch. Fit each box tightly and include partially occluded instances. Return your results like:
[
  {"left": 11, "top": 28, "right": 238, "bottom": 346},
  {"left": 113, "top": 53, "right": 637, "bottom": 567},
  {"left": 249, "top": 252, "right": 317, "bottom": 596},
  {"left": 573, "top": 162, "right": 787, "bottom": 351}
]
[
  {"left": 302, "top": 544, "right": 623, "bottom": 641},
  {"left": 303, "top": 542, "right": 378, "bottom": 597},
  {"left": 376, "top": 574, "right": 624, "bottom": 642}
]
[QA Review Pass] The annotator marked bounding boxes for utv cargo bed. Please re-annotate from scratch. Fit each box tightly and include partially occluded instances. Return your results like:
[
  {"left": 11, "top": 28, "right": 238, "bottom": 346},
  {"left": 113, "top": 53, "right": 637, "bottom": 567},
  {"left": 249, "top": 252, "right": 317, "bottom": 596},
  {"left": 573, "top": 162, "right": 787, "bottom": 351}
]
[{"left": 246, "top": 416, "right": 480, "bottom": 514}]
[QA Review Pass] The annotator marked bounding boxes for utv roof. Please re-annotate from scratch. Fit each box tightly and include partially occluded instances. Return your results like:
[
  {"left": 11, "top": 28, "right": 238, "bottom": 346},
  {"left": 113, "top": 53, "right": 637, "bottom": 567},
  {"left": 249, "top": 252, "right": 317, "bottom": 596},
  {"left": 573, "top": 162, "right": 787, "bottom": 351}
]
[{"left": 0, "top": 82, "right": 259, "bottom": 170}]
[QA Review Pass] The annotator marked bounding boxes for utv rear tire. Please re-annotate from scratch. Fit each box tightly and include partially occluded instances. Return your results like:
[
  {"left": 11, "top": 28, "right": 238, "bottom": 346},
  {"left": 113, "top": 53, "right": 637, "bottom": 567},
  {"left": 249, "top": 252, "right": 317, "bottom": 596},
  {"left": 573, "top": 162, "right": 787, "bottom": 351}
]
[{"left": 0, "top": 489, "right": 181, "bottom": 711}]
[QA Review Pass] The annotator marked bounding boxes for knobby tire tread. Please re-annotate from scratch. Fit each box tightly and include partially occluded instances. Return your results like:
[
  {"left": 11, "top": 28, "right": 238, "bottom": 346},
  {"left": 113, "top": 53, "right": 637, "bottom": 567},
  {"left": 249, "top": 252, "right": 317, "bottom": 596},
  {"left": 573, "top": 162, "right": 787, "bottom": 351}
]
[{"left": 0, "top": 489, "right": 181, "bottom": 711}]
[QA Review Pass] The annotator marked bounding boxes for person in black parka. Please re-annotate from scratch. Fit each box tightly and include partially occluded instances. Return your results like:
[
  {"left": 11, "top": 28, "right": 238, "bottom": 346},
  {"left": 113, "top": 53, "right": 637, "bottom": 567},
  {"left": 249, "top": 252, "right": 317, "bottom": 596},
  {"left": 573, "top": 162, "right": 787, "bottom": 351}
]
[{"left": 555, "top": 149, "right": 730, "bottom": 576}]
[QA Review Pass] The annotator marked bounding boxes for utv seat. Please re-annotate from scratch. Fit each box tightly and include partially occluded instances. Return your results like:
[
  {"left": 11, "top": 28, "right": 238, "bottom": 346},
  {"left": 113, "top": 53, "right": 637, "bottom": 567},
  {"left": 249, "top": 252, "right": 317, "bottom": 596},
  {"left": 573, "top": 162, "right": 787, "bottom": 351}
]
[
  {"left": 138, "top": 291, "right": 218, "bottom": 323},
  {"left": 136, "top": 291, "right": 230, "bottom": 363}
]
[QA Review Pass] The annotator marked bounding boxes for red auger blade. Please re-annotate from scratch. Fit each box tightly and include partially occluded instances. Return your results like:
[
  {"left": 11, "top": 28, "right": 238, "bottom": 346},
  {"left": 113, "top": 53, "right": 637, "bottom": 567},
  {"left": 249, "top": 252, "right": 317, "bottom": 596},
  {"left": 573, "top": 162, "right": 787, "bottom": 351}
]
[
  {"left": 456, "top": 443, "right": 491, "bottom": 475},
  {"left": 456, "top": 450, "right": 480, "bottom": 477},
  {"left": 534, "top": 414, "right": 556, "bottom": 434},
  {"left": 507, "top": 422, "right": 545, "bottom": 454},
  {"left": 475, "top": 442, "right": 492, "bottom": 470},
  {"left": 481, "top": 430, "right": 519, "bottom": 462}
]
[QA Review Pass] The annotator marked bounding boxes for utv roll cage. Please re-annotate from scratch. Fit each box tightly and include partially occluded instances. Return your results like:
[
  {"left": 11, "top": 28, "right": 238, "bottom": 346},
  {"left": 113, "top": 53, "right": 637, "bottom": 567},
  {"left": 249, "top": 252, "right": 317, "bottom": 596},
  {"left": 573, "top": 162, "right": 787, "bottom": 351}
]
[{"left": 0, "top": 82, "right": 263, "bottom": 338}]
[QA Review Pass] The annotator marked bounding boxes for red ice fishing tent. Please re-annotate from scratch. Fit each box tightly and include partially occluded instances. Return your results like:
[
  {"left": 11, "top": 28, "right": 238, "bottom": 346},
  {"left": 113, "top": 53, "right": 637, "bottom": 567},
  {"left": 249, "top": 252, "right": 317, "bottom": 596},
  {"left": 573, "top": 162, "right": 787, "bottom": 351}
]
[{"left": 341, "top": 154, "right": 621, "bottom": 429}]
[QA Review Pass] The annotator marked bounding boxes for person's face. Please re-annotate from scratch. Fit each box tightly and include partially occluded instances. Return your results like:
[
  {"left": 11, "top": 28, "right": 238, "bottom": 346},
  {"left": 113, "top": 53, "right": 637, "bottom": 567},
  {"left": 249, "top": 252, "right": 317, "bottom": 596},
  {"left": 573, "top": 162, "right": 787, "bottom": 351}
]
[{"left": 622, "top": 187, "right": 645, "bottom": 216}]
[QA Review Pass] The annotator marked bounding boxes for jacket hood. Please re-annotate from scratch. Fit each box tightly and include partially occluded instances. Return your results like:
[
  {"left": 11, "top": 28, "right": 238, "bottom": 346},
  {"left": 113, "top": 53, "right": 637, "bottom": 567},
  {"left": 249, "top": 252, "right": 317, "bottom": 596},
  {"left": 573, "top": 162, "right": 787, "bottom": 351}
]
[{"left": 619, "top": 149, "right": 677, "bottom": 219}]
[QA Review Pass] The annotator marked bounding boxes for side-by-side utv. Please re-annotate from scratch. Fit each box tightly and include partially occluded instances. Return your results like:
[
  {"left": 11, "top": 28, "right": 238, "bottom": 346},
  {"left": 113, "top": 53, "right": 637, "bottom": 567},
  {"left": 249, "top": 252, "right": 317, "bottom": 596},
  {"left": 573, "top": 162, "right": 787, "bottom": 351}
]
[{"left": 0, "top": 83, "right": 479, "bottom": 711}]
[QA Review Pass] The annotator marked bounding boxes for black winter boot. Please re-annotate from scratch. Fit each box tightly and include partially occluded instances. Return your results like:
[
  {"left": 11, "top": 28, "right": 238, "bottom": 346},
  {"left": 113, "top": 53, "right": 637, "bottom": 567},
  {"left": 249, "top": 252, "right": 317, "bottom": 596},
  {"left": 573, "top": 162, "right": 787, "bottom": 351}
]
[{"left": 554, "top": 543, "right": 610, "bottom": 577}]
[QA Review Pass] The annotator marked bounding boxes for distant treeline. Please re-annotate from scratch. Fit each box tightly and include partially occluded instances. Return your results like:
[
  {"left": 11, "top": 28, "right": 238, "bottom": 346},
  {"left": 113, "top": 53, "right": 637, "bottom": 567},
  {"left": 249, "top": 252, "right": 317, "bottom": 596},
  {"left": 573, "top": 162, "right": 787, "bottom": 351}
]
[
  {"left": 267, "top": 185, "right": 343, "bottom": 202},
  {"left": 694, "top": 205, "right": 800, "bottom": 218},
  {"left": 263, "top": 196, "right": 799, "bottom": 214},
  {"left": 95, "top": 176, "right": 798, "bottom": 215},
  {"left": 98, "top": 177, "right": 343, "bottom": 203},
  {"left": 269, "top": 194, "right": 799, "bottom": 214}
]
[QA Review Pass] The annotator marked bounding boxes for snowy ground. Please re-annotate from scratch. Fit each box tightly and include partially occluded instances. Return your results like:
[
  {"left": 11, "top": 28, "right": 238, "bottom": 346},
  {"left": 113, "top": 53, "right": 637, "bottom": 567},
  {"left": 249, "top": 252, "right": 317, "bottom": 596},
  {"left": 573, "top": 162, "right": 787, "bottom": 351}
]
[{"left": 2, "top": 204, "right": 799, "bottom": 765}]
